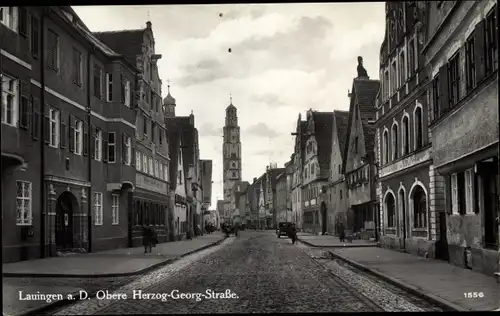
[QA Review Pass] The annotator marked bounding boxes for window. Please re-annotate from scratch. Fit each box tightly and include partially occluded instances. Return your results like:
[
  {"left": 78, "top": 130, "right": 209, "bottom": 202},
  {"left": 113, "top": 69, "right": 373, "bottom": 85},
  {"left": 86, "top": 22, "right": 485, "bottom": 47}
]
[
  {"left": 354, "top": 136, "right": 359, "bottom": 154},
  {"left": 73, "top": 120, "right": 83, "bottom": 155},
  {"left": 136, "top": 150, "right": 142, "bottom": 171},
  {"left": 159, "top": 129, "right": 163, "bottom": 145},
  {"left": 143, "top": 117, "right": 148, "bottom": 137},
  {"left": 92, "top": 128, "right": 101, "bottom": 160},
  {"left": 465, "top": 33, "right": 476, "bottom": 92},
  {"left": 112, "top": 194, "right": 119, "bottom": 225},
  {"left": 164, "top": 163, "right": 168, "bottom": 182},
  {"left": 392, "top": 124, "right": 399, "bottom": 160},
  {"left": 464, "top": 169, "right": 474, "bottom": 214},
  {"left": 340, "top": 190, "right": 343, "bottom": 199},
  {"left": 93, "top": 65, "right": 102, "bottom": 98},
  {"left": 49, "top": 108, "right": 60, "bottom": 147},
  {"left": 408, "top": 39, "right": 415, "bottom": 78},
  {"left": 155, "top": 160, "right": 159, "bottom": 177},
  {"left": 124, "top": 79, "right": 131, "bottom": 107},
  {"left": 19, "top": 83, "right": 29, "bottom": 129},
  {"left": 148, "top": 157, "right": 154, "bottom": 176},
  {"left": 232, "top": 171, "right": 236, "bottom": 177},
  {"left": 412, "top": 186, "right": 427, "bottom": 228},
  {"left": 47, "top": 29, "right": 59, "bottom": 71},
  {"left": 432, "top": 75, "right": 440, "bottom": 120},
  {"left": 30, "top": 15, "right": 39, "bottom": 57},
  {"left": 399, "top": 51, "right": 406, "bottom": 86},
  {"left": 451, "top": 173, "right": 458, "bottom": 215},
  {"left": 386, "top": 193, "right": 396, "bottom": 228},
  {"left": 1, "top": 75, "right": 18, "bottom": 126},
  {"left": 106, "top": 73, "right": 113, "bottom": 102},
  {"left": 123, "top": 135, "right": 131, "bottom": 165},
  {"left": 179, "top": 170, "right": 183, "bottom": 184},
  {"left": 159, "top": 163, "right": 163, "bottom": 180},
  {"left": 18, "top": 6, "right": 27, "bottom": 36},
  {"left": 94, "top": 192, "right": 103, "bottom": 225},
  {"left": 151, "top": 122, "right": 156, "bottom": 143},
  {"left": 448, "top": 53, "right": 460, "bottom": 107},
  {"left": 72, "top": 48, "right": 83, "bottom": 86},
  {"left": 391, "top": 60, "right": 397, "bottom": 95},
  {"left": 402, "top": 116, "right": 409, "bottom": 155},
  {"left": 414, "top": 106, "right": 423, "bottom": 150},
  {"left": 16, "top": 181, "right": 32, "bottom": 225},
  {"left": 142, "top": 153, "right": 148, "bottom": 172},
  {"left": 485, "top": 6, "right": 498, "bottom": 75},
  {"left": 384, "top": 70, "right": 389, "bottom": 100},
  {"left": 311, "top": 163, "right": 315, "bottom": 175},
  {"left": 382, "top": 130, "right": 389, "bottom": 164},
  {"left": 0, "top": 6, "right": 18, "bottom": 31},
  {"left": 108, "top": 132, "right": 116, "bottom": 163}
]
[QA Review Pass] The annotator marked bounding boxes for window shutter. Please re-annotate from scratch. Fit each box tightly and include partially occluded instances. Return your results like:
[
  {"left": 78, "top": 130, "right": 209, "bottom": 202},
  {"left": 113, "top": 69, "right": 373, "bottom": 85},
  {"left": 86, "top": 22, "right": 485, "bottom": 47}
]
[
  {"left": 19, "top": 7, "right": 28, "bottom": 37},
  {"left": 69, "top": 115, "right": 75, "bottom": 152},
  {"left": 19, "top": 81, "right": 29, "bottom": 129},
  {"left": 60, "top": 118, "right": 67, "bottom": 148},
  {"left": 32, "top": 97, "right": 40, "bottom": 140},
  {"left": 131, "top": 147, "right": 136, "bottom": 167},
  {"left": 43, "top": 109, "right": 50, "bottom": 144},
  {"left": 103, "top": 132, "right": 109, "bottom": 163},
  {"left": 438, "top": 64, "right": 449, "bottom": 114},
  {"left": 121, "top": 74, "right": 125, "bottom": 104},
  {"left": 122, "top": 134, "right": 127, "bottom": 164},
  {"left": 474, "top": 19, "right": 486, "bottom": 83},
  {"left": 83, "top": 125, "right": 89, "bottom": 156},
  {"left": 91, "top": 126, "right": 96, "bottom": 159}
]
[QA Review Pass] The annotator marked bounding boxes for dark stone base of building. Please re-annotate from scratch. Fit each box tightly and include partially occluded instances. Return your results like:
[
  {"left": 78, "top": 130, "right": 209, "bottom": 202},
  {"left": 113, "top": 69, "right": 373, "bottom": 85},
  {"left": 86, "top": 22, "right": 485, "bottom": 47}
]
[
  {"left": 2, "top": 244, "right": 42, "bottom": 263},
  {"left": 380, "top": 235, "right": 437, "bottom": 259},
  {"left": 448, "top": 244, "right": 500, "bottom": 277}
]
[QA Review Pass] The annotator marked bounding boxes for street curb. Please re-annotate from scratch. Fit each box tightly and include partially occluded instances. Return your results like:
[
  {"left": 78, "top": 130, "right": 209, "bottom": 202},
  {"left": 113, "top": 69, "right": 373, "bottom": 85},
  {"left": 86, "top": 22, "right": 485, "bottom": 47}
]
[
  {"left": 298, "top": 238, "right": 377, "bottom": 248},
  {"left": 326, "top": 250, "right": 469, "bottom": 312},
  {"left": 4, "top": 236, "right": 227, "bottom": 279},
  {"left": 18, "top": 236, "right": 228, "bottom": 316}
]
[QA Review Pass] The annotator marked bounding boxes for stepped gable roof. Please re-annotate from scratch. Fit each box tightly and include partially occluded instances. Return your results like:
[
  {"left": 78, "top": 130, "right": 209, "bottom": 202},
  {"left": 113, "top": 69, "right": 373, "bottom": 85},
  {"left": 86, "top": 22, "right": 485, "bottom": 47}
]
[
  {"left": 312, "top": 111, "right": 334, "bottom": 176},
  {"left": 333, "top": 110, "right": 349, "bottom": 155},
  {"left": 93, "top": 28, "right": 145, "bottom": 65},
  {"left": 166, "top": 128, "right": 182, "bottom": 191},
  {"left": 166, "top": 117, "right": 197, "bottom": 176}
]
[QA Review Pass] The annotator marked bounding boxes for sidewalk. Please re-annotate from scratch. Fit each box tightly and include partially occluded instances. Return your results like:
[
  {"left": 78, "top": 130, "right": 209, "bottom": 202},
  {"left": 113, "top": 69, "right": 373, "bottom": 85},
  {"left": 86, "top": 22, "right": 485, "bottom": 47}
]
[
  {"left": 298, "top": 232, "right": 377, "bottom": 248},
  {"left": 328, "top": 247, "right": 499, "bottom": 311},
  {"left": 3, "top": 233, "right": 226, "bottom": 316},
  {"left": 3, "top": 232, "right": 226, "bottom": 277}
]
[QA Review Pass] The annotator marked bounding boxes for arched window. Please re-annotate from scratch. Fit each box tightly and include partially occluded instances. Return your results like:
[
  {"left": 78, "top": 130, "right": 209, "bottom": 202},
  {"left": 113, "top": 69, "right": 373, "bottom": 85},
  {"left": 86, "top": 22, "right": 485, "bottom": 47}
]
[
  {"left": 385, "top": 192, "right": 396, "bottom": 228},
  {"left": 398, "top": 188, "right": 406, "bottom": 228},
  {"left": 413, "top": 185, "right": 427, "bottom": 228},
  {"left": 392, "top": 123, "right": 399, "bottom": 160},
  {"left": 402, "top": 116, "right": 410, "bottom": 155},
  {"left": 382, "top": 130, "right": 389, "bottom": 164},
  {"left": 414, "top": 106, "right": 423, "bottom": 150}
]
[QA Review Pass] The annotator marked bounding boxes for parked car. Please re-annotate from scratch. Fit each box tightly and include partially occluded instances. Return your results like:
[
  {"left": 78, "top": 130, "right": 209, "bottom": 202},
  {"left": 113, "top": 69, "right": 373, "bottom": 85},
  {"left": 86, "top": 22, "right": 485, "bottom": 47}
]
[{"left": 277, "top": 222, "right": 292, "bottom": 238}]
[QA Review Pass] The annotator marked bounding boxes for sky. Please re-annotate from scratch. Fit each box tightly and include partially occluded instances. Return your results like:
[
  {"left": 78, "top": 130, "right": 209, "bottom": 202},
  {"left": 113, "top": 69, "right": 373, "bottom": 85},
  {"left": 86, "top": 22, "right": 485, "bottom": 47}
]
[{"left": 72, "top": 3, "right": 386, "bottom": 208}]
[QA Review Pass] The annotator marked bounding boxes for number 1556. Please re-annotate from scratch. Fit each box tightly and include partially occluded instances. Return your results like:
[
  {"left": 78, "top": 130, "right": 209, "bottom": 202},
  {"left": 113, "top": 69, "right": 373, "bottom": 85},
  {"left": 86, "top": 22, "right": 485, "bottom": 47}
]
[{"left": 464, "top": 292, "right": 484, "bottom": 299}]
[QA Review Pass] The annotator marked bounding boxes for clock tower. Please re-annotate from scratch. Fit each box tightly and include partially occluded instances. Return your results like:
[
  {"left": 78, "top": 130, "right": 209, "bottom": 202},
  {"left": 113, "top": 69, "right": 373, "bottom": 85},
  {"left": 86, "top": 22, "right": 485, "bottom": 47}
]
[{"left": 223, "top": 96, "right": 242, "bottom": 202}]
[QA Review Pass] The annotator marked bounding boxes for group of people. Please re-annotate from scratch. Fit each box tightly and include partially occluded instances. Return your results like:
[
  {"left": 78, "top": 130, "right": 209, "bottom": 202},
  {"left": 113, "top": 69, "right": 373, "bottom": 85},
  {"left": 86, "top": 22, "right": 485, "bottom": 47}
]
[{"left": 142, "top": 225, "right": 158, "bottom": 254}]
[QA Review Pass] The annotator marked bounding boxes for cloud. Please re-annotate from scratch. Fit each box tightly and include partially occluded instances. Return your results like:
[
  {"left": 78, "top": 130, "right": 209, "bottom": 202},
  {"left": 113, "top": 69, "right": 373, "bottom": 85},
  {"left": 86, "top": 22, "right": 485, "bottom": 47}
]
[
  {"left": 245, "top": 122, "right": 279, "bottom": 138},
  {"left": 250, "top": 93, "right": 287, "bottom": 108},
  {"left": 199, "top": 122, "right": 223, "bottom": 137}
]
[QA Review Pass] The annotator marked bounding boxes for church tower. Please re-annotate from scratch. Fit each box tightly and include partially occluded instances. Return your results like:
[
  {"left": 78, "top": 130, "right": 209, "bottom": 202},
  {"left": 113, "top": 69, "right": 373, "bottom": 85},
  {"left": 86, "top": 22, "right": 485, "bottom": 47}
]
[{"left": 223, "top": 96, "right": 242, "bottom": 202}]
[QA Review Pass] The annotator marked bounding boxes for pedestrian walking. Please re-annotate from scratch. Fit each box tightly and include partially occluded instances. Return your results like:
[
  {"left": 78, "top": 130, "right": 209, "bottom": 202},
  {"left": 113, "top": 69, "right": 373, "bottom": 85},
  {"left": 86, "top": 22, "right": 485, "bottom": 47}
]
[
  {"left": 288, "top": 223, "right": 297, "bottom": 244},
  {"left": 338, "top": 222, "right": 346, "bottom": 242},
  {"left": 143, "top": 225, "right": 153, "bottom": 254}
]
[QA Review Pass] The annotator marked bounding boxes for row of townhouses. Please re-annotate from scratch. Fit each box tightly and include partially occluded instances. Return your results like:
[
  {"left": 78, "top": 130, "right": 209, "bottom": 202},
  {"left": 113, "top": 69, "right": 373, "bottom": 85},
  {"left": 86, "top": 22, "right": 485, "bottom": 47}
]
[
  {"left": 1, "top": 6, "right": 213, "bottom": 263},
  {"left": 238, "top": 1, "right": 499, "bottom": 278}
]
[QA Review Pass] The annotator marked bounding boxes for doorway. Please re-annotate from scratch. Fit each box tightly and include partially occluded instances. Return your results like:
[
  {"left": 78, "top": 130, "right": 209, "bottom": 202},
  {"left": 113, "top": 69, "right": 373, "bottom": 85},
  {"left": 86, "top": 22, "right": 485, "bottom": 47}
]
[
  {"left": 55, "top": 191, "right": 77, "bottom": 251},
  {"left": 321, "top": 202, "right": 327, "bottom": 235},
  {"left": 436, "top": 211, "right": 449, "bottom": 261},
  {"left": 481, "top": 161, "right": 499, "bottom": 249},
  {"left": 399, "top": 189, "right": 406, "bottom": 250}
]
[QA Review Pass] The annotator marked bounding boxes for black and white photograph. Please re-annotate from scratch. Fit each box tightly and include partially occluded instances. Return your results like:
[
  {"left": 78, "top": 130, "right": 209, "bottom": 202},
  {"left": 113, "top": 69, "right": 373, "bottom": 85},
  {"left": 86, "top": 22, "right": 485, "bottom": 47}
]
[{"left": 1, "top": 2, "right": 499, "bottom": 314}]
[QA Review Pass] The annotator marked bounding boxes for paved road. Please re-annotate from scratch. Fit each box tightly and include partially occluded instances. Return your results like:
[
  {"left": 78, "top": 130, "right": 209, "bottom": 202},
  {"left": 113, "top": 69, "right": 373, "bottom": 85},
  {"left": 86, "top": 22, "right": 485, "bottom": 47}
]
[{"left": 50, "top": 231, "right": 439, "bottom": 314}]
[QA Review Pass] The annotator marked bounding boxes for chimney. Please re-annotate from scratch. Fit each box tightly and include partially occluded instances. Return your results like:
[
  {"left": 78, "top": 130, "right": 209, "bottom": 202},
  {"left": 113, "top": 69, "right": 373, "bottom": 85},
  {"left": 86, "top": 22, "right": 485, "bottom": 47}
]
[{"left": 146, "top": 21, "right": 152, "bottom": 29}]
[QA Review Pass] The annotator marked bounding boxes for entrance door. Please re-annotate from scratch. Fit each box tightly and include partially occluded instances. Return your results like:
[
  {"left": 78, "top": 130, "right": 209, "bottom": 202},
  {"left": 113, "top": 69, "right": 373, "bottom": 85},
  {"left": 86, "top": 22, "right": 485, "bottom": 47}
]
[
  {"left": 436, "top": 211, "right": 449, "bottom": 261},
  {"left": 55, "top": 192, "right": 75, "bottom": 250},
  {"left": 321, "top": 202, "right": 327, "bottom": 234},
  {"left": 399, "top": 190, "right": 406, "bottom": 250}
]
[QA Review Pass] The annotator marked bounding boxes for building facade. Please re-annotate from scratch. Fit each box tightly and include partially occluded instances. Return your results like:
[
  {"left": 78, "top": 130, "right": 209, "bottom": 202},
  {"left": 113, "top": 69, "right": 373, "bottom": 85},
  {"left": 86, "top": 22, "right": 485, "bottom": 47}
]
[
  {"left": 222, "top": 98, "right": 242, "bottom": 213},
  {"left": 1, "top": 6, "right": 141, "bottom": 262},
  {"left": 375, "top": 1, "right": 440, "bottom": 257},
  {"left": 95, "top": 22, "right": 170, "bottom": 247},
  {"left": 276, "top": 172, "right": 288, "bottom": 223},
  {"left": 343, "top": 59, "right": 379, "bottom": 240},
  {"left": 424, "top": 0, "right": 498, "bottom": 275},
  {"left": 291, "top": 115, "right": 307, "bottom": 230},
  {"left": 301, "top": 110, "right": 333, "bottom": 235},
  {"left": 326, "top": 110, "right": 349, "bottom": 235},
  {"left": 265, "top": 165, "right": 284, "bottom": 228}
]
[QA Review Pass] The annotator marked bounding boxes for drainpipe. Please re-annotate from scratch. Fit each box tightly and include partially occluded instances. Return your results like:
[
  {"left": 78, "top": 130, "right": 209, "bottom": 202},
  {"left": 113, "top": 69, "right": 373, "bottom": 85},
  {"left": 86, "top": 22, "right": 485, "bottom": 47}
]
[
  {"left": 40, "top": 8, "right": 47, "bottom": 258},
  {"left": 87, "top": 45, "right": 93, "bottom": 253}
]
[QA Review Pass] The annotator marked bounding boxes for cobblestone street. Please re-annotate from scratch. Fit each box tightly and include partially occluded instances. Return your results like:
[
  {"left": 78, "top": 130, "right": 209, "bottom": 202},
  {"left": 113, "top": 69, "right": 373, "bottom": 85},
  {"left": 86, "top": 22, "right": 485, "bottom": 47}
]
[{"left": 47, "top": 231, "right": 441, "bottom": 314}]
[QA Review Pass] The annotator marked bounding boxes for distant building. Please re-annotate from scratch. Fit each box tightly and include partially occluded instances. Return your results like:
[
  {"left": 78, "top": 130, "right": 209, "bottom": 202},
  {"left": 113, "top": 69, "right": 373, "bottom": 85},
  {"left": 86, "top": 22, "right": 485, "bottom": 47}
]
[
  {"left": 291, "top": 115, "right": 308, "bottom": 230},
  {"left": 222, "top": 97, "right": 242, "bottom": 215},
  {"left": 265, "top": 165, "right": 285, "bottom": 228}
]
